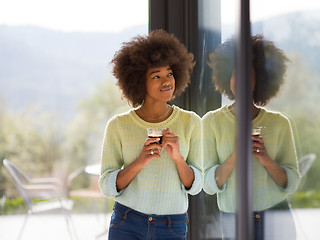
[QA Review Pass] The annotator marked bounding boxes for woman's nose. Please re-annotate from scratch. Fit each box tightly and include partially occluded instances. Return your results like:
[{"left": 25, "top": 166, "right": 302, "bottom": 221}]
[
  {"left": 163, "top": 76, "right": 172, "bottom": 83},
  {"left": 162, "top": 79, "right": 170, "bottom": 86}
]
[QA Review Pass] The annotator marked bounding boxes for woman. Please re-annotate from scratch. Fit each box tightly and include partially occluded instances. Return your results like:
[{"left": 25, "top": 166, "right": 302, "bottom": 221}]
[
  {"left": 99, "top": 30, "right": 202, "bottom": 240},
  {"left": 203, "top": 35, "right": 300, "bottom": 239}
]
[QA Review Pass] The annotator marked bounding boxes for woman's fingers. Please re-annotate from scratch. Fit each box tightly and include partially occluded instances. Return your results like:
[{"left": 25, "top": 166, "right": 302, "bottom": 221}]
[
  {"left": 252, "top": 136, "right": 263, "bottom": 143},
  {"left": 162, "top": 128, "right": 179, "bottom": 146},
  {"left": 143, "top": 138, "right": 162, "bottom": 158},
  {"left": 252, "top": 136, "right": 265, "bottom": 153},
  {"left": 145, "top": 137, "right": 161, "bottom": 145}
]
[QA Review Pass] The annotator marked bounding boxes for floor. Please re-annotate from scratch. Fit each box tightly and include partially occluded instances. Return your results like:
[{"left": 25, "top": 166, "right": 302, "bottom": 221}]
[
  {"left": 0, "top": 213, "right": 111, "bottom": 240},
  {"left": 0, "top": 209, "right": 319, "bottom": 240}
]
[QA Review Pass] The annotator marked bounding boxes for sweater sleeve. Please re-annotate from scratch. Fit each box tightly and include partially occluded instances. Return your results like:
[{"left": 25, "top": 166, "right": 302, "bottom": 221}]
[
  {"left": 182, "top": 114, "right": 203, "bottom": 195},
  {"left": 277, "top": 116, "right": 301, "bottom": 193},
  {"left": 202, "top": 112, "right": 225, "bottom": 195},
  {"left": 99, "top": 117, "right": 124, "bottom": 198},
  {"left": 203, "top": 165, "right": 226, "bottom": 194}
]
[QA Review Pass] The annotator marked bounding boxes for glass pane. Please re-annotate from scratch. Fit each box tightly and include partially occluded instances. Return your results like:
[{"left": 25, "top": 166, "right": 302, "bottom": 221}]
[
  {"left": 0, "top": 0, "right": 148, "bottom": 239},
  {"left": 251, "top": 1, "right": 320, "bottom": 239},
  {"left": 203, "top": 0, "right": 320, "bottom": 239},
  {"left": 201, "top": 1, "right": 237, "bottom": 239}
]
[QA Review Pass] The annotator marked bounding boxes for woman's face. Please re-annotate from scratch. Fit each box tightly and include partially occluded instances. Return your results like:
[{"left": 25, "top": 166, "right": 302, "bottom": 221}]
[
  {"left": 230, "top": 69, "right": 256, "bottom": 98},
  {"left": 144, "top": 65, "right": 175, "bottom": 104}
]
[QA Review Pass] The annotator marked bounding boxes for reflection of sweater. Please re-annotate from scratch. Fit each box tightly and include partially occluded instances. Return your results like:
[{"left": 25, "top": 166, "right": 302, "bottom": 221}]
[
  {"left": 202, "top": 105, "right": 300, "bottom": 213},
  {"left": 99, "top": 105, "right": 202, "bottom": 215}
]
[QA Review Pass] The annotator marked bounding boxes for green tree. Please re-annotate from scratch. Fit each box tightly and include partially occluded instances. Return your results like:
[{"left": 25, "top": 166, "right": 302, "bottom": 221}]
[
  {"left": 0, "top": 78, "right": 129, "bottom": 197},
  {"left": 61, "top": 79, "right": 129, "bottom": 189},
  {"left": 0, "top": 105, "right": 62, "bottom": 197}
]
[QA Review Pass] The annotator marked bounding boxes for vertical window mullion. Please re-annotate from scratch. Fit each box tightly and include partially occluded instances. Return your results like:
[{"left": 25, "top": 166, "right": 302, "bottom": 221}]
[{"left": 235, "top": 0, "right": 253, "bottom": 240}]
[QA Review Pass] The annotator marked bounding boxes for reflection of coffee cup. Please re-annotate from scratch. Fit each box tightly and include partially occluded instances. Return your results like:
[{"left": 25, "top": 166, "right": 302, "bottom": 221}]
[
  {"left": 252, "top": 126, "right": 262, "bottom": 136},
  {"left": 252, "top": 126, "right": 263, "bottom": 143},
  {"left": 147, "top": 128, "right": 164, "bottom": 144}
]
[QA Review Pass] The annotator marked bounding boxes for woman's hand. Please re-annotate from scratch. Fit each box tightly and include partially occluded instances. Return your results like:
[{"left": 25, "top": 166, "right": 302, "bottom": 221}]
[
  {"left": 161, "top": 128, "right": 183, "bottom": 163},
  {"left": 136, "top": 137, "right": 162, "bottom": 168},
  {"left": 252, "top": 136, "right": 272, "bottom": 166}
]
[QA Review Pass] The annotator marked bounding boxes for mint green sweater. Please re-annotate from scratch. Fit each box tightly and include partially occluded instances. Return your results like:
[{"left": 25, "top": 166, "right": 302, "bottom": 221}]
[
  {"left": 99, "top": 105, "right": 202, "bottom": 215},
  {"left": 202, "top": 105, "right": 300, "bottom": 212}
]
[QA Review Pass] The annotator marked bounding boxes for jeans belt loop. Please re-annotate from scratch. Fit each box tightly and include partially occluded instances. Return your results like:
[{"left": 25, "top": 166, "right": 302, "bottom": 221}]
[
  {"left": 167, "top": 215, "right": 172, "bottom": 227},
  {"left": 123, "top": 208, "right": 131, "bottom": 220}
]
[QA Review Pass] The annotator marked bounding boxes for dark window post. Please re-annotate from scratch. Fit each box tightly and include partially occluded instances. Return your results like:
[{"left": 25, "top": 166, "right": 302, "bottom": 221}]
[
  {"left": 235, "top": 0, "right": 253, "bottom": 239},
  {"left": 149, "top": 1, "right": 221, "bottom": 239}
]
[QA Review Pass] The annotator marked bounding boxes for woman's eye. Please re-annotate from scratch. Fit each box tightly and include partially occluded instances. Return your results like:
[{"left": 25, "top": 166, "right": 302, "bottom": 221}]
[
  {"left": 168, "top": 72, "right": 173, "bottom": 77},
  {"left": 153, "top": 75, "right": 160, "bottom": 79}
]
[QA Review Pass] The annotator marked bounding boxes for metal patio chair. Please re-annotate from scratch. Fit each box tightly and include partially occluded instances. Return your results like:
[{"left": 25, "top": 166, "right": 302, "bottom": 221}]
[{"left": 3, "top": 159, "right": 77, "bottom": 240}]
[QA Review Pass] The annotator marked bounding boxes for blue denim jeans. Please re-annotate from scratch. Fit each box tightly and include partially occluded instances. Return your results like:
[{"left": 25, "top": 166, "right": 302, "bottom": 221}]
[
  {"left": 220, "top": 201, "right": 296, "bottom": 240},
  {"left": 220, "top": 211, "right": 264, "bottom": 240},
  {"left": 108, "top": 202, "right": 188, "bottom": 240}
]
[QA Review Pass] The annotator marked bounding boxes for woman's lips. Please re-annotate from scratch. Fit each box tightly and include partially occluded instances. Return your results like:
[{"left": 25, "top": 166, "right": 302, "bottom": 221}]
[{"left": 160, "top": 86, "right": 172, "bottom": 91}]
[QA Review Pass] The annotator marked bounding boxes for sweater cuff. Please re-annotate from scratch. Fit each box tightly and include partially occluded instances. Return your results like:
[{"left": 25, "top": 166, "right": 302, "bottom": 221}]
[
  {"left": 101, "top": 169, "right": 124, "bottom": 197},
  {"left": 203, "top": 165, "right": 226, "bottom": 195},
  {"left": 182, "top": 166, "right": 202, "bottom": 195},
  {"left": 281, "top": 167, "right": 300, "bottom": 193}
]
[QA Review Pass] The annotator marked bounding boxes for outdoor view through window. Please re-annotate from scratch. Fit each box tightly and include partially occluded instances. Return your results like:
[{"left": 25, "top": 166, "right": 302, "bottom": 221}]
[
  {"left": 1, "top": 0, "right": 320, "bottom": 239},
  {"left": 215, "top": 1, "right": 320, "bottom": 239},
  {"left": 0, "top": 0, "right": 148, "bottom": 239}
]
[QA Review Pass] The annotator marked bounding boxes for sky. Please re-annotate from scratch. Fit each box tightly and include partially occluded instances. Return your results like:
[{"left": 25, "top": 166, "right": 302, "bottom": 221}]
[
  {"left": 222, "top": 0, "right": 320, "bottom": 24},
  {"left": 0, "top": 0, "right": 320, "bottom": 32},
  {"left": 0, "top": 0, "right": 148, "bottom": 32}
]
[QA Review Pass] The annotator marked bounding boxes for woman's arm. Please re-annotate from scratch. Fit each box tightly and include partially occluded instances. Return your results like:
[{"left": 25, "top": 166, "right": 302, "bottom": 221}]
[
  {"left": 100, "top": 118, "right": 161, "bottom": 196},
  {"left": 252, "top": 136, "right": 288, "bottom": 188},
  {"left": 162, "top": 128, "right": 195, "bottom": 189},
  {"left": 214, "top": 152, "right": 236, "bottom": 188},
  {"left": 171, "top": 155, "right": 195, "bottom": 190},
  {"left": 116, "top": 137, "right": 162, "bottom": 191}
]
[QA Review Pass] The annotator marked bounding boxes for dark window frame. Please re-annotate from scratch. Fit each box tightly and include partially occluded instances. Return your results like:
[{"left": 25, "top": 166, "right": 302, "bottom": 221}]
[
  {"left": 149, "top": 1, "right": 221, "bottom": 239},
  {"left": 149, "top": 0, "right": 253, "bottom": 239}
]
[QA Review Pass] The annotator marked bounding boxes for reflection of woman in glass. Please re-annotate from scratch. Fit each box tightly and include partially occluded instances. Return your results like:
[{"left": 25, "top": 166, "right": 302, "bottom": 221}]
[
  {"left": 203, "top": 35, "right": 300, "bottom": 239},
  {"left": 99, "top": 30, "right": 202, "bottom": 240}
]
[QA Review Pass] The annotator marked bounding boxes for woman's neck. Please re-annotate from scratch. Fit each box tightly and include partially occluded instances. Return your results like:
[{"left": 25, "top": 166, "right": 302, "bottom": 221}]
[
  {"left": 136, "top": 102, "right": 172, "bottom": 123},
  {"left": 228, "top": 102, "right": 260, "bottom": 120}
]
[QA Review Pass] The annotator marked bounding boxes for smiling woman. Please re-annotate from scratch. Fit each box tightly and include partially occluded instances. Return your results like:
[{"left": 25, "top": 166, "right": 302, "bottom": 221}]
[
  {"left": 111, "top": 29, "right": 194, "bottom": 108},
  {"left": 143, "top": 66, "right": 175, "bottom": 119},
  {"left": 99, "top": 29, "right": 202, "bottom": 240}
]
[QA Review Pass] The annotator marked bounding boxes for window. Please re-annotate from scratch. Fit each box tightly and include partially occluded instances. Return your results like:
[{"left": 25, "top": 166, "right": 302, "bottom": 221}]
[
  {"left": 150, "top": 0, "right": 320, "bottom": 239},
  {"left": 0, "top": 1, "right": 148, "bottom": 239}
]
